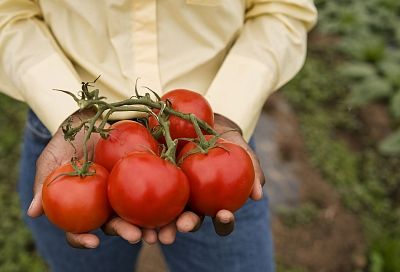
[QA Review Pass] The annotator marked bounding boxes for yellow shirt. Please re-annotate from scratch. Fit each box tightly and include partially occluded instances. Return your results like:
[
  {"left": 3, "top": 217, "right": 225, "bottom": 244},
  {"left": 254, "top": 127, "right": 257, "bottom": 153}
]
[{"left": 0, "top": 0, "right": 317, "bottom": 140}]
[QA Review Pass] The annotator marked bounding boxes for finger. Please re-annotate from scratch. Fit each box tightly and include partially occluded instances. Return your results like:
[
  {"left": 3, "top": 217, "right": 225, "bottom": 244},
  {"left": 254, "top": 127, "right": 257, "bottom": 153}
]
[
  {"left": 212, "top": 210, "right": 235, "bottom": 236},
  {"left": 102, "top": 217, "right": 142, "bottom": 244},
  {"left": 246, "top": 149, "right": 265, "bottom": 201},
  {"left": 27, "top": 189, "right": 43, "bottom": 218},
  {"left": 176, "top": 211, "right": 204, "bottom": 233},
  {"left": 158, "top": 222, "right": 177, "bottom": 245},
  {"left": 28, "top": 152, "right": 60, "bottom": 217},
  {"left": 142, "top": 228, "right": 158, "bottom": 244},
  {"left": 66, "top": 232, "right": 100, "bottom": 249},
  {"left": 225, "top": 135, "right": 265, "bottom": 201}
]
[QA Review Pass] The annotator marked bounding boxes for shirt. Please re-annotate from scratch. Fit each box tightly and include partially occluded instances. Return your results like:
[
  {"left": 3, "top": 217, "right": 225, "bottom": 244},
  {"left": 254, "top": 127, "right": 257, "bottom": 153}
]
[{"left": 0, "top": 0, "right": 317, "bottom": 141}]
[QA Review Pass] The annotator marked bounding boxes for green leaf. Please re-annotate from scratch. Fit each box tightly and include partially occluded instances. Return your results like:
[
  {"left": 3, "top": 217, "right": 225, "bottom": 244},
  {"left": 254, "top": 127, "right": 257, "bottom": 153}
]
[
  {"left": 339, "top": 34, "right": 386, "bottom": 62},
  {"left": 390, "top": 91, "right": 400, "bottom": 119},
  {"left": 378, "top": 58, "right": 400, "bottom": 88},
  {"left": 362, "top": 37, "right": 386, "bottom": 63},
  {"left": 379, "top": 129, "right": 400, "bottom": 156},
  {"left": 347, "top": 76, "right": 392, "bottom": 106},
  {"left": 370, "top": 251, "right": 384, "bottom": 272},
  {"left": 339, "top": 62, "right": 376, "bottom": 80}
]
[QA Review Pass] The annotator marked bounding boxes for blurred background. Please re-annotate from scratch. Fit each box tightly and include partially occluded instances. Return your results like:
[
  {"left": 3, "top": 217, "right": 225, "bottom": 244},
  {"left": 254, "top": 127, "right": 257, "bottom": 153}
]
[{"left": 1, "top": 0, "right": 400, "bottom": 271}]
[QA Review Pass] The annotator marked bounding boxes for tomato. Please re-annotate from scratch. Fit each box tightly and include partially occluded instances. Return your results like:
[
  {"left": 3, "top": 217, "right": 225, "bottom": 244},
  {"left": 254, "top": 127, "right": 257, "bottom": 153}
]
[
  {"left": 42, "top": 162, "right": 111, "bottom": 233},
  {"left": 149, "top": 89, "right": 214, "bottom": 142},
  {"left": 178, "top": 137, "right": 254, "bottom": 216},
  {"left": 108, "top": 152, "right": 190, "bottom": 228},
  {"left": 94, "top": 120, "right": 159, "bottom": 171}
]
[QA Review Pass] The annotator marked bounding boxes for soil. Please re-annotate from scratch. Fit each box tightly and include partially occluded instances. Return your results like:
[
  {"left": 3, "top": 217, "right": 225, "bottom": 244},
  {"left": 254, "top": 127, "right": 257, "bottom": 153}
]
[
  {"left": 358, "top": 103, "right": 392, "bottom": 142},
  {"left": 265, "top": 94, "right": 366, "bottom": 272}
]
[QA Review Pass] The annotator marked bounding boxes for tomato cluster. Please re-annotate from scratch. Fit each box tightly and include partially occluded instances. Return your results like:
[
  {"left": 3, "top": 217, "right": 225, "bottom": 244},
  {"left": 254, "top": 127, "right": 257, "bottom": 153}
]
[{"left": 41, "top": 89, "right": 255, "bottom": 234}]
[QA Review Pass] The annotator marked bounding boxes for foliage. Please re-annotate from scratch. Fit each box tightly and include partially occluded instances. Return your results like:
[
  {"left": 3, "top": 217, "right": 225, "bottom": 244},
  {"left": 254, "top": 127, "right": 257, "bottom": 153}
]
[
  {"left": 315, "top": 0, "right": 400, "bottom": 155},
  {"left": 0, "top": 95, "right": 46, "bottom": 271},
  {"left": 379, "top": 129, "right": 400, "bottom": 155},
  {"left": 277, "top": 262, "right": 307, "bottom": 272},
  {"left": 277, "top": 202, "right": 319, "bottom": 228},
  {"left": 368, "top": 233, "right": 400, "bottom": 272},
  {"left": 281, "top": 0, "right": 400, "bottom": 270},
  {"left": 282, "top": 1, "right": 400, "bottom": 266}
]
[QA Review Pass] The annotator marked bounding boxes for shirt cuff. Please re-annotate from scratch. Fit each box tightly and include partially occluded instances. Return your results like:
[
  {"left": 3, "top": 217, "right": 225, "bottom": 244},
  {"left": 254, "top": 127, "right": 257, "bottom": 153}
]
[
  {"left": 205, "top": 54, "right": 276, "bottom": 141},
  {"left": 19, "top": 53, "right": 81, "bottom": 135}
]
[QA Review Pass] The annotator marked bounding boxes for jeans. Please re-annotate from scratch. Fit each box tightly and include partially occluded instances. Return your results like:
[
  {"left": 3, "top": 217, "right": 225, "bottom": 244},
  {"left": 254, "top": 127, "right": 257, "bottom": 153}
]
[{"left": 18, "top": 110, "right": 275, "bottom": 272}]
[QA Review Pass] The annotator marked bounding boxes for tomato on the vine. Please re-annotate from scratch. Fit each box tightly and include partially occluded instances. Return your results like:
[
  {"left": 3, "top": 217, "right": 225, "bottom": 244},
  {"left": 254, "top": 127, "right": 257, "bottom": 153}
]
[
  {"left": 149, "top": 89, "right": 214, "bottom": 141},
  {"left": 42, "top": 162, "right": 111, "bottom": 233},
  {"left": 178, "top": 137, "right": 254, "bottom": 216},
  {"left": 94, "top": 120, "right": 159, "bottom": 171},
  {"left": 108, "top": 152, "right": 190, "bottom": 228}
]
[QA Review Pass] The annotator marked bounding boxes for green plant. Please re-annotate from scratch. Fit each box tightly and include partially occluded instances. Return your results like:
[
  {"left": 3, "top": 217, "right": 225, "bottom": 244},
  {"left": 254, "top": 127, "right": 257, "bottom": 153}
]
[
  {"left": 283, "top": 23, "right": 400, "bottom": 268},
  {"left": 315, "top": 0, "right": 400, "bottom": 155},
  {"left": 277, "top": 203, "right": 319, "bottom": 228},
  {"left": 0, "top": 94, "right": 46, "bottom": 271}
]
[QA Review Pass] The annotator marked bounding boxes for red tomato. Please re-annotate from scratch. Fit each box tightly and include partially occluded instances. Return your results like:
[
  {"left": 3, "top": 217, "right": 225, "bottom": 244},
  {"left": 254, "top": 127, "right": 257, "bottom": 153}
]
[
  {"left": 42, "top": 162, "right": 111, "bottom": 233},
  {"left": 108, "top": 152, "right": 190, "bottom": 228},
  {"left": 149, "top": 89, "right": 214, "bottom": 141},
  {"left": 178, "top": 137, "right": 254, "bottom": 216},
  {"left": 94, "top": 120, "right": 159, "bottom": 171}
]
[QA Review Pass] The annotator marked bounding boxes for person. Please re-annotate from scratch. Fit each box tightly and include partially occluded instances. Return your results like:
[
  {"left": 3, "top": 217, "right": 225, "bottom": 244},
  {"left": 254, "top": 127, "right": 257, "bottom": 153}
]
[{"left": 0, "top": 1, "right": 317, "bottom": 271}]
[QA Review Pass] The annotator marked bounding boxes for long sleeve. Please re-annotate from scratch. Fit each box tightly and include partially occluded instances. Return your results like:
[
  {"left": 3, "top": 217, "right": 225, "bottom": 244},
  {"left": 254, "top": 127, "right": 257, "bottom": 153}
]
[
  {"left": 205, "top": 0, "right": 317, "bottom": 141},
  {"left": 0, "top": 0, "right": 81, "bottom": 134}
]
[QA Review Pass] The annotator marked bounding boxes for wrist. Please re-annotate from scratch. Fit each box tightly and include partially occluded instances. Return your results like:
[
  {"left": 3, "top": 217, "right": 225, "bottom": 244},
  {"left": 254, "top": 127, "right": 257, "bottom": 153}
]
[
  {"left": 72, "top": 108, "right": 97, "bottom": 120},
  {"left": 214, "top": 113, "right": 242, "bottom": 136},
  {"left": 55, "top": 109, "right": 98, "bottom": 139},
  {"left": 61, "top": 109, "right": 97, "bottom": 128}
]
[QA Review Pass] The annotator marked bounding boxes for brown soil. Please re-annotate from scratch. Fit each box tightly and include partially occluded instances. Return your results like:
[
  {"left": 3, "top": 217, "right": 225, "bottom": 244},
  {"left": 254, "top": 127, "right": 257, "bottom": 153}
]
[
  {"left": 335, "top": 103, "right": 391, "bottom": 152},
  {"left": 359, "top": 103, "right": 392, "bottom": 142},
  {"left": 136, "top": 244, "right": 168, "bottom": 272},
  {"left": 265, "top": 94, "right": 366, "bottom": 272}
]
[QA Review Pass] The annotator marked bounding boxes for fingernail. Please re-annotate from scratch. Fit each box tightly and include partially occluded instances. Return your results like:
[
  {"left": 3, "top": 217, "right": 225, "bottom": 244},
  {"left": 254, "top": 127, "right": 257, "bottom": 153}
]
[
  {"left": 27, "top": 198, "right": 36, "bottom": 214},
  {"left": 181, "top": 221, "right": 191, "bottom": 232},
  {"left": 219, "top": 216, "right": 232, "bottom": 224},
  {"left": 190, "top": 216, "right": 204, "bottom": 233},
  {"left": 86, "top": 241, "right": 98, "bottom": 249},
  {"left": 129, "top": 239, "right": 141, "bottom": 244},
  {"left": 259, "top": 183, "right": 263, "bottom": 198}
]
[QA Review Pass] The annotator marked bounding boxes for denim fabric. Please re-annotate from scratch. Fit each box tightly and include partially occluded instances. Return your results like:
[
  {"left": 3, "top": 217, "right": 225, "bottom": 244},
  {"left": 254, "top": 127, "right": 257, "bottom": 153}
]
[{"left": 18, "top": 110, "right": 275, "bottom": 272}]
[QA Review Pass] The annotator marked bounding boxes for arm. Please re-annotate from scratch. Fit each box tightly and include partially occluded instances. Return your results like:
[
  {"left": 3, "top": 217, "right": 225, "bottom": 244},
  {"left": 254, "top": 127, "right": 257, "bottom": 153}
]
[
  {"left": 0, "top": 1, "right": 143, "bottom": 248},
  {"left": 0, "top": 0, "right": 80, "bottom": 134},
  {"left": 205, "top": 0, "right": 317, "bottom": 141},
  {"left": 176, "top": 0, "right": 318, "bottom": 236}
]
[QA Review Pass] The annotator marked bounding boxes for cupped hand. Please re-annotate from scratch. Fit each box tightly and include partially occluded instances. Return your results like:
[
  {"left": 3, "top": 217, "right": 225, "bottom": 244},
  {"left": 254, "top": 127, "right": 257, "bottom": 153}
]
[
  {"left": 28, "top": 111, "right": 264, "bottom": 246},
  {"left": 174, "top": 113, "right": 265, "bottom": 236},
  {"left": 27, "top": 110, "right": 142, "bottom": 248}
]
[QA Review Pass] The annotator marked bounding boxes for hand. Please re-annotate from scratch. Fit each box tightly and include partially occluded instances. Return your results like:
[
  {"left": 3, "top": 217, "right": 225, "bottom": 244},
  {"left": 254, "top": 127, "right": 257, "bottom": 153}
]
[
  {"left": 174, "top": 113, "right": 265, "bottom": 236},
  {"left": 27, "top": 110, "right": 142, "bottom": 248},
  {"left": 120, "top": 113, "right": 264, "bottom": 243}
]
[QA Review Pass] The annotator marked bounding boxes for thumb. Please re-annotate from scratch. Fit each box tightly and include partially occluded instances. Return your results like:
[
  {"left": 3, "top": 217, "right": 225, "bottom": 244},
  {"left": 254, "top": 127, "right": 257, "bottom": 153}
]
[
  {"left": 27, "top": 140, "right": 67, "bottom": 217},
  {"left": 27, "top": 110, "right": 97, "bottom": 218}
]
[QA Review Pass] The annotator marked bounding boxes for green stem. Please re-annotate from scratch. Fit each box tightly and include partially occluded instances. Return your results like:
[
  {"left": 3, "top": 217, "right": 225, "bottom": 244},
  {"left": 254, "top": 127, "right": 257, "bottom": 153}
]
[
  {"left": 158, "top": 115, "right": 177, "bottom": 164},
  {"left": 80, "top": 95, "right": 216, "bottom": 134},
  {"left": 98, "top": 107, "right": 113, "bottom": 132},
  {"left": 61, "top": 82, "right": 219, "bottom": 173},
  {"left": 82, "top": 108, "right": 104, "bottom": 170},
  {"left": 109, "top": 98, "right": 216, "bottom": 135},
  {"left": 190, "top": 113, "right": 207, "bottom": 143}
]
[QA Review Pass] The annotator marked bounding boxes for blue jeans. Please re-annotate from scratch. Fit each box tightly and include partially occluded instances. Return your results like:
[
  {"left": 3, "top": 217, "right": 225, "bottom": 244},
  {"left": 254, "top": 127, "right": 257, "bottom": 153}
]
[{"left": 18, "top": 110, "right": 275, "bottom": 272}]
